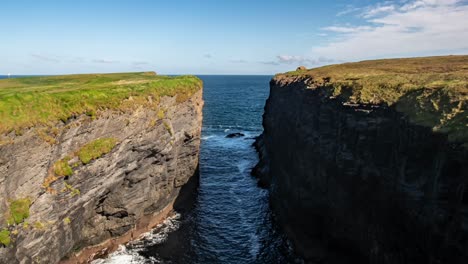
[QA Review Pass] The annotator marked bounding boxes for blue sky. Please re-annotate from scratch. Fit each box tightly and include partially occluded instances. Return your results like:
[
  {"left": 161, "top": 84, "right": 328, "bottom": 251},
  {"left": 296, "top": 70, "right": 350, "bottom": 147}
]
[{"left": 1, "top": 0, "right": 467, "bottom": 75}]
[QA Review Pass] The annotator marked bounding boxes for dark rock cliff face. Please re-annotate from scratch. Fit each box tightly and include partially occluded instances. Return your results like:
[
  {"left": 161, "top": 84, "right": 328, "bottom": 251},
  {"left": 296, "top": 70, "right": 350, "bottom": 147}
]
[
  {"left": 0, "top": 91, "right": 203, "bottom": 263},
  {"left": 254, "top": 77, "right": 468, "bottom": 263}
]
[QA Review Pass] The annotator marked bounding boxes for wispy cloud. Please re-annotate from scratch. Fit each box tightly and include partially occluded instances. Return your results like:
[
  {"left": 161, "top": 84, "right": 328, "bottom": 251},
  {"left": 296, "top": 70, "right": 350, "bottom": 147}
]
[
  {"left": 315, "top": 0, "right": 468, "bottom": 61},
  {"left": 362, "top": 4, "right": 396, "bottom": 18},
  {"left": 336, "top": 5, "right": 362, "bottom": 16},
  {"left": 230, "top": 59, "right": 248, "bottom": 63},
  {"left": 322, "top": 26, "right": 373, "bottom": 33},
  {"left": 259, "top": 61, "right": 280, "bottom": 66},
  {"left": 31, "top": 53, "right": 60, "bottom": 62},
  {"left": 261, "top": 55, "right": 334, "bottom": 66},
  {"left": 204, "top": 54, "right": 212, "bottom": 59},
  {"left": 92, "top": 59, "right": 119, "bottom": 64},
  {"left": 132, "top": 61, "right": 149, "bottom": 66}
]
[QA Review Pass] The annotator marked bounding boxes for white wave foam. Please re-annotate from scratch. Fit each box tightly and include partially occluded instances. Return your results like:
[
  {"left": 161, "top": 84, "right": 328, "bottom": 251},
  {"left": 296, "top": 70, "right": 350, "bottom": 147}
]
[
  {"left": 201, "top": 135, "right": 215, "bottom": 140},
  {"left": 91, "top": 245, "right": 149, "bottom": 264},
  {"left": 92, "top": 213, "right": 182, "bottom": 264},
  {"left": 249, "top": 231, "right": 261, "bottom": 259},
  {"left": 237, "top": 159, "right": 251, "bottom": 174}
]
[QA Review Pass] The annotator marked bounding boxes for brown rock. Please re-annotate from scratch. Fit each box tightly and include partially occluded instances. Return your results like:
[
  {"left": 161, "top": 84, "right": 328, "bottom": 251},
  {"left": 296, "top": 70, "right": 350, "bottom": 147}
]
[{"left": 0, "top": 90, "right": 204, "bottom": 264}]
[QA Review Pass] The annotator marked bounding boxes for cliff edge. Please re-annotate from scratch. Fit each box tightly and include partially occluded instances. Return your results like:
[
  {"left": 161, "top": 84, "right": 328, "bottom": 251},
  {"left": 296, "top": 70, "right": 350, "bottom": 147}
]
[
  {"left": 0, "top": 72, "right": 203, "bottom": 263},
  {"left": 254, "top": 56, "right": 467, "bottom": 263}
]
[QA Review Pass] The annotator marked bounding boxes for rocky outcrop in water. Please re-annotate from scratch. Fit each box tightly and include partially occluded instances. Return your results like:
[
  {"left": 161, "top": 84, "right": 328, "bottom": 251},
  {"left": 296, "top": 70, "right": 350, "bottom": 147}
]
[
  {"left": 0, "top": 89, "right": 203, "bottom": 263},
  {"left": 254, "top": 56, "right": 468, "bottom": 263},
  {"left": 226, "top": 132, "right": 245, "bottom": 138}
]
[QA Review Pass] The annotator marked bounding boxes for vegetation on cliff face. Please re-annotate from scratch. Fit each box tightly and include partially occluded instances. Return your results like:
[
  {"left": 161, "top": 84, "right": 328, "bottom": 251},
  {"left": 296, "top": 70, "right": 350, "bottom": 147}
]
[
  {"left": 44, "top": 138, "right": 118, "bottom": 190},
  {"left": 278, "top": 55, "right": 468, "bottom": 144},
  {"left": 6, "top": 198, "right": 31, "bottom": 225},
  {"left": 0, "top": 72, "right": 202, "bottom": 135},
  {"left": 53, "top": 157, "right": 73, "bottom": 177},
  {"left": 0, "top": 229, "right": 10, "bottom": 246},
  {"left": 77, "top": 138, "right": 118, "bottom": 164}
]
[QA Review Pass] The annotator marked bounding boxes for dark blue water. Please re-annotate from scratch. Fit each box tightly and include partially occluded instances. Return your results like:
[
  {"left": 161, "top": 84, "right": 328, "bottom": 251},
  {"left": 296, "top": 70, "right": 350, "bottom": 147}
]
[
  {"left": 0, "top": 75, "right": 32, "bottom": 79},
  {"left": 93, "top": 76, "right": 302, "bottom": 264},
  {"left": 1, "top": 75, "right": 300, "bottom": 263},
  {"left": 135, "top": 76, "right": 300, "bottom": 264}
]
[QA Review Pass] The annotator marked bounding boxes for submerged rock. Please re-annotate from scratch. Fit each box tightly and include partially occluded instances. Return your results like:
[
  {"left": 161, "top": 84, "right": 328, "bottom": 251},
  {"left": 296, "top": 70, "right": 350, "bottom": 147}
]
[{"left": 226, "top": 132, "right": 245, "bottom": 138}]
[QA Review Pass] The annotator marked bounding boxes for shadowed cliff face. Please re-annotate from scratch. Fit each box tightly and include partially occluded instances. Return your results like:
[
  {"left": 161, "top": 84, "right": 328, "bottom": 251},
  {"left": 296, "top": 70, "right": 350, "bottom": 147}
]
[
  {"left": 253, "top": 77, "right": 468, "bottom": 263},
  {"left": 0, "top": 90, "right": 203, "bottom": 264}
]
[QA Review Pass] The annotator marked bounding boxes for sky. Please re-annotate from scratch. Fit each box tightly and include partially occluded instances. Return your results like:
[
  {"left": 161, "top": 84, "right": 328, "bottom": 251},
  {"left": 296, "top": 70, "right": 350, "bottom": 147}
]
[{"left": 1, "top": 0, "right": 467, "bottom": 75}]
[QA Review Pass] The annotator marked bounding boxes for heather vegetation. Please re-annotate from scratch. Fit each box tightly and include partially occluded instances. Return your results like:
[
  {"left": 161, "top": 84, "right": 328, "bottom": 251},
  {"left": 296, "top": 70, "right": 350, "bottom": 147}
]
[
  {"left": 0, "top": 72, "right": 202, "bottom": 135},
  {"left": 279, "top": 55, "right": 468, "bottom": 144}
]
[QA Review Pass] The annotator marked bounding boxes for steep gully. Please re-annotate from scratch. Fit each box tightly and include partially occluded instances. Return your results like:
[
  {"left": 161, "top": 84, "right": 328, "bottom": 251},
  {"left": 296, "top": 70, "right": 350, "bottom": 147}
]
[{"left": 94, "top": 76, "right": 301, "bottom": 264}]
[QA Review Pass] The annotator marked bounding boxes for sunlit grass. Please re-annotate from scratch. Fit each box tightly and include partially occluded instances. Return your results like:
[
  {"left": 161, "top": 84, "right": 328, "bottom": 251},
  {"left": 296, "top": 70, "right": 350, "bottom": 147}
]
[
  {"left": 6, "top": 198, "right": 31, "bottom": 225},
  {"left": 0, "top": 229, "right": 10, "bottom": 246},
  {"left": 77, "top": 138, "right": 117, "bottom": 164},
  {"left": 278, "top": 55, "right": 468, "bottom": 144},
  {"left": 0, "top": 72, "right": 202, "bottom": 134}
]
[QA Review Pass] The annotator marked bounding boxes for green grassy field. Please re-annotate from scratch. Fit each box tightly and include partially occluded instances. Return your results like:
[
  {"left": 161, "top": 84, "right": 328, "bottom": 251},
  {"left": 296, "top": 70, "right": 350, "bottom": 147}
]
[
  {"left": 279, "top": 55, "right": 468, "bottom": 145},
  {"left": 0, "top": 72, "right": 202, "bottom": 135}
]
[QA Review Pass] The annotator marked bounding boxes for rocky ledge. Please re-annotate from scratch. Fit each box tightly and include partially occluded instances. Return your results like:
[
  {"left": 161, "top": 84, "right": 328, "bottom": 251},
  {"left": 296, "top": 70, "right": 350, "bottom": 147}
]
[
  {"left": 253, "top": 56, "right": 468, "bottom": 263},
  {"left": 0, "top": 73, "right": 203, "bottom": 263}
]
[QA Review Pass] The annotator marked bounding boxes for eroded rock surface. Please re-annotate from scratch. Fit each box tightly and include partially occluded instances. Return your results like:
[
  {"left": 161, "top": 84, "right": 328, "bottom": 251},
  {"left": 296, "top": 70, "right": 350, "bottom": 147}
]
[{"left": 0, "top": 91, "right": 203, "bottom": 264}]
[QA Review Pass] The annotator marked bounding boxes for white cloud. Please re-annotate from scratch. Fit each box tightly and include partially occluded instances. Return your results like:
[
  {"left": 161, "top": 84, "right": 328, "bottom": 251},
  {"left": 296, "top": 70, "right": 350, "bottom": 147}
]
[
  {"left": 400, "top": 0, "right": 461, "bottom": 11},
  {"left": 261, "top": 55, "right": 334, "bottom": 66},
  {"left": 322, "top": 26, "right": 373, "bottom": 33},
  {"left": 314, "top": 0, "right": 468, "bottom": 61},
  {"left": 336, "top": 6, "right": 362, "bottom": 16},
  {"left": 93, "top": 59, "right": 120, "bottom": 64},
  {"left": 362, "top": 5, "right": 396, "bottom": 18}
]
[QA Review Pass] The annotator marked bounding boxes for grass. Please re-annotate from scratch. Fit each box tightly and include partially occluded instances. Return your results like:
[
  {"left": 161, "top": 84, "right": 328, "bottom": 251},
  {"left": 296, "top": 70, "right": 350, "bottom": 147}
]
[
  {"left": 6, "top": 198, "right": 31, "bottom": 225},
  {"left": 157, "top": 108, "right": 166, "bottom": 119},
  {"left": 53, "top": 156, "right": 73, "bottom": 177},
  {"left": 0, "top": 72, "right": 202, "bottom": 135},
  {"left": 63, "top": 182, "right": 81, "bottom": 197},
  {"left": 163, "top": 121, "right": 173, "bottom": 136},
  {"left": 278, "top": 55, "right": 468, "bottom": 144},
  {"left": 77, "top": 138, "right": 117, "bottom": 164},
  {"left": 44, "top": 138, "right": 118, "bottom": 190},
  {"left": 33, "top": 221, "right": 45, "bottom": 230},
  {"left": 0, "top": 229, "right": 10, "bottom": 246}
]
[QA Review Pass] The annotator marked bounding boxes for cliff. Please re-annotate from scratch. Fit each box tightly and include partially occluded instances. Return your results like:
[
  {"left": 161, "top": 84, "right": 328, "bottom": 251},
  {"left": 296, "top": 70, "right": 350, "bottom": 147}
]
[
  {"left": 0, "top": 72, "right": 204, "bottom": 263},
  {"left": 253, "top": 56, "right": 468, "bottom": 263}
]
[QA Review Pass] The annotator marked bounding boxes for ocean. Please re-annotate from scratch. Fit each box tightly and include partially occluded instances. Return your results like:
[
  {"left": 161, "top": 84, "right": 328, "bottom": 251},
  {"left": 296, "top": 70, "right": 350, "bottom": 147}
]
[
  {"left": 0, "top": 75, "right": 301, "bottom": 263},
  {"left": 93, "top": 76, "right": 301, "bottom": 263}
]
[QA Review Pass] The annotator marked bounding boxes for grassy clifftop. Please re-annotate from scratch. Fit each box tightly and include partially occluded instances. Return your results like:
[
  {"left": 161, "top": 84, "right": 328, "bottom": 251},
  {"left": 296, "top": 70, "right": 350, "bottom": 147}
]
[
  {"left": 0, "top": 72, "right": 202, "bottom": 135},
  {"left": 277, "top": 55, "right": 468, "bottom": 145}
]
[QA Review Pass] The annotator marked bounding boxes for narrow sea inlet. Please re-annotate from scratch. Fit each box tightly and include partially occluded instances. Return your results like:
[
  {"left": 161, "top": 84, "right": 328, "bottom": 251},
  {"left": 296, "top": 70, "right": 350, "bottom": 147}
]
[{"left": 93, "top": 76, "right": 301, "bottom": 263}]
